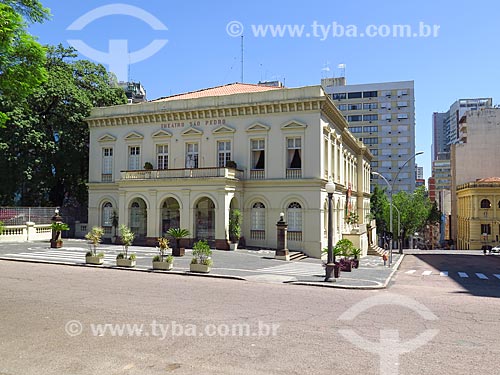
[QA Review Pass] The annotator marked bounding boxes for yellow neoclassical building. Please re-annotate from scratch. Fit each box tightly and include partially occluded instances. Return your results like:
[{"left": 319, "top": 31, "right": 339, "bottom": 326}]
[
  {"left": 456, "top": 177, "right": 500, "bottom": 250},
  {"left": 86, "top": 83, "right": 372, "bottom": 258}
]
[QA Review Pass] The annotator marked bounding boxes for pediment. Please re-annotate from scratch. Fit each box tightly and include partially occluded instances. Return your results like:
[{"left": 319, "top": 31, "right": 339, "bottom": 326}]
[
  {"left": 212, "top": 125, "right": 235, "bottom": 134},
  {"left": 181, "top": 127, "right": 203, "bottom": 136},
  {"left": 98, "top": 134, "right": 117, "bottom": 142},
  {"left": 124, "top": 131, "right": 144, "bottom": 140},
  {"left": 152, "top": 129, "right": 173, "bottom": 138},
  {"left": 280, "top": 120, "right": 307, "bottom": 130},
  {"left": 246, "top": 122, "right": 270, "bottom": 132}
]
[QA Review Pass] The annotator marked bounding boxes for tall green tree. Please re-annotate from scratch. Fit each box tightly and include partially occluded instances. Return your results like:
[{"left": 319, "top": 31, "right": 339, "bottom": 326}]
[
  {"left": 0, "top": 0, "right": 49, "bottom": 126},
  {"left": 0, "top": 45, "right": 127, "bottom": 206},
  {"left": 370, "top": 185, "right": 390, "bottom": 234},
  {"left": 392, "top": 186, "right": 433, "bottom": 244}
]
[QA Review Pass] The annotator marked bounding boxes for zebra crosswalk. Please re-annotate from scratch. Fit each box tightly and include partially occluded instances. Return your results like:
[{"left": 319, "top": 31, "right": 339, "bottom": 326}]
[
  {"left": 404, "top": 269, "right": 500, "bottom": 281},
  {"left": 1, "top": 248, "right": 154, "bottom": 265},
  {"left": 255, "top": 263, "right": 325, "bottom": 277}
]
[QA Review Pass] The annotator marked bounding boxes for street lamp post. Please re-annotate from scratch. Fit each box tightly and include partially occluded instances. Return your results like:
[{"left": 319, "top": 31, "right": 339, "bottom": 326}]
[
  {"left": 324, "top": 178, "right": 336, "bottom": 282},
  {"left": 372, "top": 151, "right": 423, "bottom": 264}
]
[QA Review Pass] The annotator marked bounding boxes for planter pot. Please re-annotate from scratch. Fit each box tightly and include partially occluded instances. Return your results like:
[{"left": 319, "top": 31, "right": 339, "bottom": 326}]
[
  {"left": 86, "top": 255, "right": 104, "bottom": 265},
  {"left": 190, "top": 263, "right": 211, "bottom": 273},
  {"left": 111, "top": 236, "right": 117, "bottom": 244},
  {"left": 340, "top": 260, "right": 352, "bottom": 272},
  {"left": 352, "top": 259, "right": 359, "bottom": 269},
  {"left": 116, "top": 258, "right": 136, "bottom": 268},
  {"left": 229, "top": 243, "right": 238, "bottom": 251},
  {"left": 50, "top": 240, "right": 63, "bottom": 248},
  {"left": 334, "top": 263, "right": 341, "bottom": 278},
  {"left": 152, "top": 261, "right": 173, "bottom": 270},
  {"left": 172, "top": 247, "right": 185, "bottom": 257}
]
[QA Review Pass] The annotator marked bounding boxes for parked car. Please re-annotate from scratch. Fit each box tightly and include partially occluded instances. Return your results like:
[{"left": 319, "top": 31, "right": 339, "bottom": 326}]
[{"left": 484, "top": 244, "right": 500, "bottom": 255}]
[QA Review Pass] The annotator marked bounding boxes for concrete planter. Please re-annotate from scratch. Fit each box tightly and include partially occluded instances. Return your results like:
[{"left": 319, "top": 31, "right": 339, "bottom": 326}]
[
  {"left": 229, "top": 243, "right": 238, "bottom": 251},
  {"left": 50, "top": 240, "right": 63, "bottom": 248},
  {"left": 152, "top": 261, "right": 173, "bottom": 270},
  {"left": 190, "top": 263, "right": 211, "bottom": 273},
  {"left": 86, "top": 255, "right": 104, "bottom": 265},
  {"left": 116, "top": 258, "right": 136, "bottom": 268}
]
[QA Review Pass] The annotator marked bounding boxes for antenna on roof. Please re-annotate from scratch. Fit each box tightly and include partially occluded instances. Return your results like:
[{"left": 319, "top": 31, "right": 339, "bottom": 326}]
[
  {"left": 338, "top": 63, "right": 346, "bottom": 78},
  {"left": 240, "top": 35, "right": 244, "bottom": 83}
]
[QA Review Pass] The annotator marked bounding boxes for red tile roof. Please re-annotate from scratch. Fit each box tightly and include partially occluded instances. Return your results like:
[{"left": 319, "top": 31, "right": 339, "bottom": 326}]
[
  {"left": 152, "top": 83, "right": 284, "bottom": 102},
  {"left": 476, "top": 177, "right": 500, "bottom": 183}
]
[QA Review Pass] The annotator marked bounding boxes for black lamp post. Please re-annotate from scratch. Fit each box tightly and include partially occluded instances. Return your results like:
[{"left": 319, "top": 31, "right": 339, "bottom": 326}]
[{"left": 324, "top": 178, "right": 336, "bottom": 281}]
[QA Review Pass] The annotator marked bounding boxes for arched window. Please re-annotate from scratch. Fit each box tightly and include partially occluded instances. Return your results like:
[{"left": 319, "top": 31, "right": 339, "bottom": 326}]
[
  {"left": 480, "top": 199, "right": 491, "bottom": 209},
  {"left": 287, "top": 202, "right": 302, "bottom": 232},
  {"left": 251, "top": 202, "right": 265, "bottom": 231},
  {"left": 102, "top": 202, "right": 113, "bottom": 227}
]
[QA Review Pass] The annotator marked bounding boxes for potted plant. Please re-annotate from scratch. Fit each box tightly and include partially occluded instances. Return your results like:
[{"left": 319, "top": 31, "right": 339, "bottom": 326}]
[
  {"left": 152, "top": 237, "right": 173, "bottom": 270},
  {"left": 116, "top": 224, "right": 136, "bottom": 267},
  {"left": 190, "top": 239, "right": 213, "bottom": 273},
  {"left": 226, "top": 160, "right": 237, "bottom": 169},
  {"left": 166, "top": 228, "right": 190, "bottom": 256},
  {"left": 334, "top": 238, "right": 354, "bottom": 272},
  {"left": 85, "top": 226, "right": 105, "bottom": 265},
  {"left": 50, "top": 221, "right": 70, "bottom": 248},
  {"left": 110, "top": 211, "right": 119, "bottom": 244},
  {"left": 345, "top": 211, "right": 359, "bottom": 230},
  {"left": 144, "top": 161, "right": 153, "bottom": 170},
  {"left": 351, "top": 247, "right": 361, "bottom": 269},
  {"left": 228, "top": 209, "right": 241, "bottom": 250}
]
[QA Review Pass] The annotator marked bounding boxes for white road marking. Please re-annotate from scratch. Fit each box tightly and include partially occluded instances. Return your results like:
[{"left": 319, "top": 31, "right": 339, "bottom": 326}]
[
  {"left": 422, "top": 270, "right": 433, "bottom": 276},
  {"left": 458, "top": 272, "right": 469, "bottom": 278},
  {"left": 476, "top": 273, "right": 488, "bottom": 280},
  {"left": 405, "top": 270, "right": 416, "bottom": 274},
  {"left": 494, "top": 274, "right": 500, "bottom": 280},
  {"left": 439, "top": 271, "right": 448, "bottom": 277}
]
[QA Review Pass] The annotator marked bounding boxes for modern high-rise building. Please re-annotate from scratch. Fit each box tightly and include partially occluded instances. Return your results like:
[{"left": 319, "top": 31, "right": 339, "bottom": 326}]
[
  {"left": 415, "top": 164, "right": 424, "bottom": 180},
  {"left": 432, "top": 98, "right": 492, "bottom": 161},
  {"left": 322, "top": 77, "right": 416, "bottom": 193}
]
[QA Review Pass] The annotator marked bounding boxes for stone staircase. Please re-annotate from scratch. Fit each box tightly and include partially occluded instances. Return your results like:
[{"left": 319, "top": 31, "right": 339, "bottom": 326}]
[
  {"left": 368, "top": 244, "right": 389, "bottom": 257},
  {"left": 289, "top": 251, "right": 308, "bottom": 261}
]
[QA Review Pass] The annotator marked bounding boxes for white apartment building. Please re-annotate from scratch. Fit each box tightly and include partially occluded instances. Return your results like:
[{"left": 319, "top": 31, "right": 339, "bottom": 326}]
[
  {"left": 322, "top": 78, "right": 416, "bottom": 193},
  {"left": 86, "top": 83, "right": 373, "bottom": 258}
]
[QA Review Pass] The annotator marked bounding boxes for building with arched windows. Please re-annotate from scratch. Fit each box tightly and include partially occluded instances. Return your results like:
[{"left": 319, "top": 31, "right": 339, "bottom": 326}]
[
  {"left": 86, "top": 83, "right": 372, "bottom": 258},
  {"left": 456, "top": 177, "right": 500, "bottom": 250}
]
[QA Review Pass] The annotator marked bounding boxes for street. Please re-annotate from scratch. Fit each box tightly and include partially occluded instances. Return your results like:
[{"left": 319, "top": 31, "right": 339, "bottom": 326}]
[{"left": 0, "top": 252, "right": 499, "bottom": 375}]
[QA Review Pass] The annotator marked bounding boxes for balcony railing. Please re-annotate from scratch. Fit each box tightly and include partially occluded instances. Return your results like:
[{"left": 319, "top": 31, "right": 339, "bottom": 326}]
[
  {"left": 250, "top": 169, "right": 265, "bottom": 180},
  {"left": 287, "top": 231, "right": 302, "bottom": 242},
  {"left": 250, "top": 230, "right": 266, "bottom": 240},
  {"left": 286, "top": 168, "right": 302, "bottom": 179},
  {"left": 120, "top": 167, "right": 244, "bottom": 181}
]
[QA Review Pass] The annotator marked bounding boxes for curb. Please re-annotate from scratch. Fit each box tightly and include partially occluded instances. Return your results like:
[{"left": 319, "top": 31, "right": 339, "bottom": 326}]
[
  {"left": 289, "top": 254, "right": 405, "bottom": 290},
  {"left": 0, "top": 257, "right": 246, "bottom": 282}
]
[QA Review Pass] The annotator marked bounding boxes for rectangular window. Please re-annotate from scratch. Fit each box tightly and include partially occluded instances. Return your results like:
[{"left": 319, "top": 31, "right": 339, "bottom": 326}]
[
  {"left": 481, "top": 224, "right": 491, "bottom": 235},
  {"left": 363, "top": 114, "right": 378, "bottom": 121},
  {"left": 349, "top": 126, "right": 363, "bottom": 133},
  {"left": 347, "top": 115, "right": 362, "bottom": 122},
  {"left": 397, "top": 113, "right": 409, "bottom": 119},
  {"left": 363, "top": 90, "right": 378, "bottom": 98},
  {"left": 217, "top": 141, "right": 231, "bottom": 167},
  {"left": 363, "top": 126, "right": 378, "bottom": 133},
  {"left": 397, "top": 101, "right": 408, "bottom": 107},
  {"left": 348, "top": 103, "right": 362, "bottom": 110},
  {"left": 287, "top": 137, "right": 302, "bottom": 169},
  {"left": 157, "top": 144, "right": 168, "bottom": 170},
  {"left": 331, "top": 93, "right": 346, "bottom": 100},
  {"left": 251, "top": 139, "right": 265, "bottom": 169},
  {"left": 347, "top": 92, "right": 362, "bottom": 99},
  {"left": 382, "top": 114, "right": 392, "bottom": 121},
  {"left": 102, "top": 147, "right": 113, "bottom": 181},
  {"left": 371, "top": 161, "right": 378, "bottom": 167},
  {"left": 128, "top": 146, "right": 140, "bottom": 170},
  {"left": 363, "top": 103, "right": 378, "bottom": 110},
  {"left": 337, "top": 104, "right": 347, "bottom": 111},
  {"left": 362, "top": 137, "right": 378, "bottom": 145},
  {"left": 185, "top": 143, "right": 199, "bottom": 168},
  {"left": 397, "top": 89, "right": 408, "bottom": 96},
  {"left": 383, "top": 90, "right": 392, "bottom": 97},
  {"left": 370, "top": 148, "right": 378, "bottom": 156}
]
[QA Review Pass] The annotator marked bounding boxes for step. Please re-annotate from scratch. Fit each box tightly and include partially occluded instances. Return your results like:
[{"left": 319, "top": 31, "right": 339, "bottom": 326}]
[{"left": 289, "top": 251, "right": 308, "bottom": 261}]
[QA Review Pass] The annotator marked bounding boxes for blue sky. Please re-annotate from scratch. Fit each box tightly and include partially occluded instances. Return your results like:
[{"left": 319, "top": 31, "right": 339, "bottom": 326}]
[{"left": 30, "top": 0, "right": 500, "bottom": 179}]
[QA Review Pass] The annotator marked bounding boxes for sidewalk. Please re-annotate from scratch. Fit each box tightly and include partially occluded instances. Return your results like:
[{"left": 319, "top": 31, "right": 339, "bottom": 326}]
[{"left": 0, "top": 239, "right": 404, "bottom": 289}]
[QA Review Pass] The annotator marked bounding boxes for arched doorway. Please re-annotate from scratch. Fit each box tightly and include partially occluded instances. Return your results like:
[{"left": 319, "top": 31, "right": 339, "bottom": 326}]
[
  {"left": 129, "top": 198, "right": 147, "bottom": 238},
  {"left": 194, "top": 197, "right": 215, "bottom": 242},
  {"left": 161, "top": 198, "right": 180, "bottom": 235}
]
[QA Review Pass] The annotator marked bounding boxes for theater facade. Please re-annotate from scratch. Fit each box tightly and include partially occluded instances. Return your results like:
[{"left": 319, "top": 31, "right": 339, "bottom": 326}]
[{"left": 86, "top": 83, "right": 372, "bottom": 258}]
